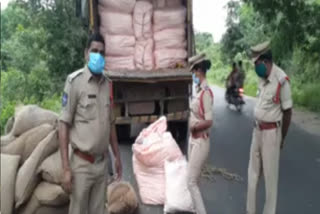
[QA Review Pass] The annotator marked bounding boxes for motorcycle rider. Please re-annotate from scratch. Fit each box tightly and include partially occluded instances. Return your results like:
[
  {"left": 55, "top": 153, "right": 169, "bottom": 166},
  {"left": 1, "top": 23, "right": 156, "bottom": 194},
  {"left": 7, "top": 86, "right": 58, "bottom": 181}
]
[
  {"left": 237, "top": 60, "right": 245, "bottom": 88},
  {"left": 226, "top": 62, "right": 239, "bottom": 98}
]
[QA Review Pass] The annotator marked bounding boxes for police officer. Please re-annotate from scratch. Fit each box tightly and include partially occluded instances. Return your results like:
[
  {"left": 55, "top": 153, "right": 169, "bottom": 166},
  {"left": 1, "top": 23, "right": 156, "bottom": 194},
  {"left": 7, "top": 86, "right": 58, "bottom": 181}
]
[
  {"left": 246, "top": 41, "right": 292, "bottom": 214},
  {"left": 188, "top": 54, "right": 214, "bottom": 214},
  {"left": 59, "top": 33, "right": 122, "bottom": 214}
]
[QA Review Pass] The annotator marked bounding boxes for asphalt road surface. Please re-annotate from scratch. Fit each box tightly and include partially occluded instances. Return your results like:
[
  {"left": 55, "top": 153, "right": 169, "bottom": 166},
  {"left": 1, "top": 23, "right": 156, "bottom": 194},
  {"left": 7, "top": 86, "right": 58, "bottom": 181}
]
[{"left": 118, "top": 86, "right": 320, "bottom": 214}]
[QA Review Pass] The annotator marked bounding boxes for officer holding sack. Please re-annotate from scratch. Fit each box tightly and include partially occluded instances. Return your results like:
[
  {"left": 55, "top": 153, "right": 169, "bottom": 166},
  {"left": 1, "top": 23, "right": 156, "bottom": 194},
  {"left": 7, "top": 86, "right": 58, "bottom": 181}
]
[
  {"left": 246, "top": 41, "right": 293, "bottom": 214},
  {"left": 59, "top": 33, "right": 122, "bottom": 214}
]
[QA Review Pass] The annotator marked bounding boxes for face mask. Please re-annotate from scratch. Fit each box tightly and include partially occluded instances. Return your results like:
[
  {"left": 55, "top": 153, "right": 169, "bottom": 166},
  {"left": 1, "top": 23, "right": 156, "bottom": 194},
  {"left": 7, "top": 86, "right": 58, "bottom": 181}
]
[
  {"left": 255, "top": 62, "right": 267, "bottom": 78},
  {"left": 88, "top": 52, "right": 105, "bottom": 75},
  {"left": 192, "top": 73, "right": 200, "bottom": 85}
]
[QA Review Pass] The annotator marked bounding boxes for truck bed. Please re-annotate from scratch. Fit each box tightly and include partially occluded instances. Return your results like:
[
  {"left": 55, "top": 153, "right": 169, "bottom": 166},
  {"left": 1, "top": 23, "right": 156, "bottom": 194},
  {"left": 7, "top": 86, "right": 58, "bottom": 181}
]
[{"left": 107, "top": 69, "right": 192, "bottom": 82}]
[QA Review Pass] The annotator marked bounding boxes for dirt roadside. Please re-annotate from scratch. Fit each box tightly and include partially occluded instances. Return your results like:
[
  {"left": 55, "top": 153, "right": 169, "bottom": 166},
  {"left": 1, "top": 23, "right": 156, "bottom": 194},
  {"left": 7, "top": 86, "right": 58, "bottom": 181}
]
[{"left": 292, "top": 109, "right": 320, "bottom": 137}]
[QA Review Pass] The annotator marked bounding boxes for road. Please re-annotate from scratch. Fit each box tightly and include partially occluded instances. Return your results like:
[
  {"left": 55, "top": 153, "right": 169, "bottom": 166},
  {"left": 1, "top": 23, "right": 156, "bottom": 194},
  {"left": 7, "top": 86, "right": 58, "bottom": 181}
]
[{"left": 118, "top": 86, "right": 320, "bottom": 214}]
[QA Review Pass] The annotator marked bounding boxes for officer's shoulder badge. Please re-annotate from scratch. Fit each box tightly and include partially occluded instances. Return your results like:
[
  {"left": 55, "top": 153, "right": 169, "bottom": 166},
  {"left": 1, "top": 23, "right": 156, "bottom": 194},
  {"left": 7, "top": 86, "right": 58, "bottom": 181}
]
[{"left": 62, "top": 92, "right": 68, "bottom": 107}]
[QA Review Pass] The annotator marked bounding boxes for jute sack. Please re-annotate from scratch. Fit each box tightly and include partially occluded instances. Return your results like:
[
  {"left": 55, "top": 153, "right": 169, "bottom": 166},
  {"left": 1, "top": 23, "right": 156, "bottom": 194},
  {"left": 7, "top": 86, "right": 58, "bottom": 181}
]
[
  {"left": 0, "top": 134, "right": 16, "bottom": 147},
  {"left": 107, "top": 181, "right": 138, "bottom": 214},
  {"left": 1, "top": 124, "right": 54, "bottom": 164},
  {"left": 38, "top": 147, "right": 72, "bottom": 185},
  {"left": 15, "top": 130, "right": 59, "bottom": 209},
  {"left": 10, "top": 105, "right": 58, "bottom": 137},
  {"left": 18, "top": 182, "right": 69, "bottom": 214},
  {"left": 4, "top": 117, "right": 15, "bottom": 135},
  {"left": 1, "top": 154, "right": 21, "bottom": 214},
  {"left": 33, "top": 205, "right": 69, "bottom": 214}
]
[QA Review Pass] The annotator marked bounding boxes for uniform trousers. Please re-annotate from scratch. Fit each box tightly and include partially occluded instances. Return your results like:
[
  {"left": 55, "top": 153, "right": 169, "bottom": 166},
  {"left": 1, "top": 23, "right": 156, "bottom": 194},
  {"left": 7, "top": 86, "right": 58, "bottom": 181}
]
[
  {"left": 247, "top": 127, "right": 282, "bottom": 214},
  {"left": 187, "top": 136, "right": 210, "bottom": 214}
]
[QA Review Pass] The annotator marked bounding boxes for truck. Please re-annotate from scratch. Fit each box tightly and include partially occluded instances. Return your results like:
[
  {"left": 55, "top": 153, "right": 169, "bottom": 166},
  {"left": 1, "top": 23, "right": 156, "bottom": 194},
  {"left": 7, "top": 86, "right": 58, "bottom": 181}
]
[{"left": 77, "top": 0, "right": 195, "bottom": 142}]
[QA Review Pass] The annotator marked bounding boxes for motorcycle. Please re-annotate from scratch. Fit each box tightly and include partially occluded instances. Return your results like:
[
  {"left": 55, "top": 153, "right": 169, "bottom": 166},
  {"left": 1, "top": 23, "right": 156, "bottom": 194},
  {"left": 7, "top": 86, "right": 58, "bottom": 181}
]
[{"left": 225, "top": 87, "right": 245, "bottom": 112}]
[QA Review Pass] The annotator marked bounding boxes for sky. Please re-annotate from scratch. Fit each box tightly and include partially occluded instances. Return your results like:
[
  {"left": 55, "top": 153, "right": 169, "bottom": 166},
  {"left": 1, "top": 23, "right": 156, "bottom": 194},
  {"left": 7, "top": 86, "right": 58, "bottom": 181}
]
[
  {"left": 193, "top": 0, "right": 229, "bottom": 42},
  {"left": 1, "top": 0, "right": 11, "bottom": 10},
  {"left": 1, "top": 0, "right": 229, "bottom": 42}
]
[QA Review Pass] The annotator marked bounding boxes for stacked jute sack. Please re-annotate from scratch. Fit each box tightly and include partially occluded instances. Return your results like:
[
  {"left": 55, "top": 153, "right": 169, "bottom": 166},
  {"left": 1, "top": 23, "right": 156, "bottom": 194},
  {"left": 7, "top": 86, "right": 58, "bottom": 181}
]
[
  {"left": 98, "top": 0, "right": 187, "bottom": 70},
  {"left": 1, "top": 105, "right": 139, "bottom": 214},
  {"left": 0, "top": 105, "right": 68, "bottom": 214}
]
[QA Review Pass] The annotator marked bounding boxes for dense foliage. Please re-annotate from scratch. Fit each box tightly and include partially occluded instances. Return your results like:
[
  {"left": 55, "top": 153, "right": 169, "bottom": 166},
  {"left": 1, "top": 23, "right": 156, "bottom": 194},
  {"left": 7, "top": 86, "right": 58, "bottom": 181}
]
[
  {"left": 1, "top": 0, "right": 87, "bottom": 133},
  {"left": 199, "top": 0, "right": 320, "bottom": 112}
]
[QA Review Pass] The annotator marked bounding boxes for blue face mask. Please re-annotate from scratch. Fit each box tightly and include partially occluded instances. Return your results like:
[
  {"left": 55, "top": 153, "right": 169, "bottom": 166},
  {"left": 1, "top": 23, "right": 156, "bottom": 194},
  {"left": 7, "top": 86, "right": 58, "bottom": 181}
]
[
  {"left": 255, "top": 62, "right": 267, "bottom": 78},
  {"left": 88, "top": 52, "right": 105, "bottom": 75},
  {"left": 192, "top": 73, "right": 200, "bottom": 85}
]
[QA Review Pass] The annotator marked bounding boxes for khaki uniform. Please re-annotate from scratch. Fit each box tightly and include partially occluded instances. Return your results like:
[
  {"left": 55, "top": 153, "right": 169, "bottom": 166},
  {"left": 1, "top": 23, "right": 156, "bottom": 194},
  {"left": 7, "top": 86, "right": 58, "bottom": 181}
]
[
  {"left": 60, "top": 66, "right": 112, "bottom": 214},
  {"left": 188, "top": 80, "right": 213, "bottom": 214},
  {"left": 247, "top": 64, "right": 292, "bottom": 214}
]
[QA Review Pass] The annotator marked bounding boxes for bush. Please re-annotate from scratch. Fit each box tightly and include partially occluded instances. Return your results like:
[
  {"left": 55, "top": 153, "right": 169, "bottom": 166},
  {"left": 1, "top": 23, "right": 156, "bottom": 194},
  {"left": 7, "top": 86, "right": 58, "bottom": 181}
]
[
  {"left": 292, "top": 83, "right": 320, "bottom": 111},
  {"left": 0, "top": 102, "right": 16, "bottom": 135},
  {"left": 0, "top": 63, "right": 60, "bottom": 134},
  {"left": 40, "top": 94, "right": 62, "bottom": 114}
]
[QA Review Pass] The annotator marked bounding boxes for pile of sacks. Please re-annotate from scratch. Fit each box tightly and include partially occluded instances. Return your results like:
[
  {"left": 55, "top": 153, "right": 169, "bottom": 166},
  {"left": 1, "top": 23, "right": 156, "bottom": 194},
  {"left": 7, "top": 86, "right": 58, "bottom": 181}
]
[
  {"left": 153, "top": 3, "right": 187, "bottom": 69},
  {"left": 99, "top": 0, "right": 136, "bottom": 70},
  {"left": 132, "top": 116, "right": 194, "bottom": 213},
  {"left": 99, "top": 0, "right": 187, "bottom": 70},
  {"left": 1, "top": 105, "right": 139, "bottom": 214},
  {"left": 0, "top": 105, "right": 67, "bottom": 214}
]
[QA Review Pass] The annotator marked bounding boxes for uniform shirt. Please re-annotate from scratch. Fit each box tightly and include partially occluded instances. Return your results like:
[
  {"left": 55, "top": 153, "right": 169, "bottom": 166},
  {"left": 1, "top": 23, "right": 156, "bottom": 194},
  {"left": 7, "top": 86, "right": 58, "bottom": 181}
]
[
  {"left": 254, "top": 64, "right": 293, "bottom": 122},
  {"left": 190, "top": 80, "right": 213, "bottom": 134},
  {"left": 60, "top": 66, "right": 112, "bottom": 155}
]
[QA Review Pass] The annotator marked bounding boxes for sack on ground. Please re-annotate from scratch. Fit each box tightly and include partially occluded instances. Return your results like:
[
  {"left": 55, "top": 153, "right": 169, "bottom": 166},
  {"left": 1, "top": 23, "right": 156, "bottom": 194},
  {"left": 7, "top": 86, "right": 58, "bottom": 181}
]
[
  {"left": 133, "top": 131, "right": 182, "bottom": 167},
  {"left": 18, "top": 182, "right": 69, "bottom": 214},
  {"left": 1, "top": 124, "right": 54, "bottom": 164},
  {"left": 132, "top": 117, "right": 183, "bottom": 205},
  {"left": 38, "top": 148, "right": 71, "bottom": 185},
  {"left": 164, "top": 158, "right": 194, "bottom": 213},
  {"left": 1, "top": 154, "right": 21, "bottom": 214},
  {"left": 107, "top": 181, "right": 138, "bottom": 214},
  {"left": 15, "top": 130, "right": 59, "bottom": 209},
  {"left": 132, "top": 156, "right": 165, "bottom": 205},
  {"left": 98, "top": 0, "right": 136, "bottom": 13},
  {"left": 32, "top": 205, "right": 69, "bottom": 214},
  {"left": 0, "top": 134, "right": 16, "bottom": 147},
  {"left": 4, "top": 117, "right": 15, "bottom": 135},
  {"left": 10, "top": 105, "right": 58, "bottom": 137}
]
